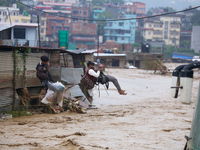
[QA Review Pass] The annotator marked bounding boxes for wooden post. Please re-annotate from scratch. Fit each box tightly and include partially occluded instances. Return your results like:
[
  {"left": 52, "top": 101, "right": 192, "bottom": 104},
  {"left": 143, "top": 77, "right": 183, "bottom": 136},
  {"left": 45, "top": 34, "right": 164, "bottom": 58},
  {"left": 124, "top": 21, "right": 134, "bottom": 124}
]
[
  {"left": 63, "top": 52, "right": 67, "bottom": 67},
  {"left": 12, "top": 49, "right": 16, "bottom": 110},
  {"left": 23, "top": 51, "right": 27, "bottom": 88},
  {"left": 37, "top": 15, "right": 41, "bottom": 49}
]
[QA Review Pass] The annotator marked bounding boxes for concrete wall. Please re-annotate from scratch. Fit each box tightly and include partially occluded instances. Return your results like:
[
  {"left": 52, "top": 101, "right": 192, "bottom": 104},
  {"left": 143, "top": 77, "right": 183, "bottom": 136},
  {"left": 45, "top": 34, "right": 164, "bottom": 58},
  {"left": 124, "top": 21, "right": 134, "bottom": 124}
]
[
  {"left": 11, "top": 26, "right": 38, "bottom": 47},
  {"left": 191, "top": 26, "right": 200, "bottom": 53},
  {"left": 126, "top": 52, "right": 164, "bottom": 69},
  {"left": 96, "top": 56, "right": 126, "bottom": 68}
]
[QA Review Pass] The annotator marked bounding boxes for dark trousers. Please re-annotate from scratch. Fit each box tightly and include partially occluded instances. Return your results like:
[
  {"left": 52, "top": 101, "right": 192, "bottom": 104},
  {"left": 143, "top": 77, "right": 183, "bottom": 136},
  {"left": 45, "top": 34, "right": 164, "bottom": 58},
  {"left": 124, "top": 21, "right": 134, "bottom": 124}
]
[{"left": 102, "top": 75, "right": 121, "bottom": 91}]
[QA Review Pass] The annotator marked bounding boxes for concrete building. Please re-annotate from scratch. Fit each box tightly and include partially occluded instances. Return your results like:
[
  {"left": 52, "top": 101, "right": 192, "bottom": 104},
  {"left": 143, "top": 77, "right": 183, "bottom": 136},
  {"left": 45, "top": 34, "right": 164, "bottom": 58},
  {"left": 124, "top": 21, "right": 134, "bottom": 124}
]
[
  {"left": 40, "top": 17, "right": 47, "bottom": 41},
  {"left": 69, "top": 22, "right": 97, "bottom": 49},
  {"left": 126, "top": 52, "right": 164, "bottom": 69},
  {"left": 94, "top": 53, "right": 126, "bottom": 68},
  {"left": 0, "top": 5, "right": 31, "bottom": 23},
  {"left": 44, "top": 10, "right": 71, "bottom": 41},
  {"left": 191, "top": 26, "right": 200, "bottom": 53},
  {"left": 0, "top": 22, "right": 38, "bottom": 47},
  {"left": 120, "top": 2, "right": 145, "bottom": 17},
  {"left": 71, "top": 2, "right": 93, "bottom": 23},
  {"left": 143, "top": 15, "right": 181, "bottom": 46},
  {"left": 104, "top": 14, "right": 136, "bottom": 44},
  {"left": 93, "top": 7, "right": 105, "bottom": 23}
]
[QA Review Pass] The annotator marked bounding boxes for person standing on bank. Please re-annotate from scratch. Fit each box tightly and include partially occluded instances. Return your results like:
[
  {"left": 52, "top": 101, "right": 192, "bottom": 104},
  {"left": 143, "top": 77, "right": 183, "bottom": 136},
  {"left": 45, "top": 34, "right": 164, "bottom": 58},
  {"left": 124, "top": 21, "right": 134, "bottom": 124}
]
[
  {"left": 87, "top": 61, "right": 127, "bottom": 95},
  {"left": 36, "top": 56, "right": 63, "bottom": 111}
]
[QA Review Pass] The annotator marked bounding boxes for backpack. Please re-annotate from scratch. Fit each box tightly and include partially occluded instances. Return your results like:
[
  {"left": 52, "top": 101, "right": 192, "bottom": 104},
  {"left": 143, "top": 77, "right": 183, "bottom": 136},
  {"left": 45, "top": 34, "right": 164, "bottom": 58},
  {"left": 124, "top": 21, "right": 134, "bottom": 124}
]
[
  {"left": 80, "top": 74, "right": 95, "bottom": 89},
  {"left": 97, "top": 71, "right": 109, "bottom": 89}
]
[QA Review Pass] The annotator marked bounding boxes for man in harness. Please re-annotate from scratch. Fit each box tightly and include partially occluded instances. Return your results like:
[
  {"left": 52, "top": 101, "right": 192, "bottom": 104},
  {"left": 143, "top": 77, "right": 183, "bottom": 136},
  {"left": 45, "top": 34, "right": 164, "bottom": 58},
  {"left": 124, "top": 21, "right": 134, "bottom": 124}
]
[{"left": 87, "top": 61, "right": 127, "bottom": 95}]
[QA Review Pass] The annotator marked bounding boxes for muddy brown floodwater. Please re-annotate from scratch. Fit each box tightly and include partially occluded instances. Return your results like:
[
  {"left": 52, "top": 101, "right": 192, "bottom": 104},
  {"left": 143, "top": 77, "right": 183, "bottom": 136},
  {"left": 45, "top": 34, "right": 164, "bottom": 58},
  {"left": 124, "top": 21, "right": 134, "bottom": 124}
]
[{"left": 0, "top": 63, "right": 199, "bottom": 150}]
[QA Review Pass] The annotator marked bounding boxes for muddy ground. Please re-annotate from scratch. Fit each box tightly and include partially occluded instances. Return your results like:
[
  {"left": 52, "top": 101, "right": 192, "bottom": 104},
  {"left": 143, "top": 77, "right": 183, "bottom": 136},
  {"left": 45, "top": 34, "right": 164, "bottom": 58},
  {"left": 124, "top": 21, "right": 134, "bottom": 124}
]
[{"left": 0, "top": 63, "right": 199, "bottom": 150}]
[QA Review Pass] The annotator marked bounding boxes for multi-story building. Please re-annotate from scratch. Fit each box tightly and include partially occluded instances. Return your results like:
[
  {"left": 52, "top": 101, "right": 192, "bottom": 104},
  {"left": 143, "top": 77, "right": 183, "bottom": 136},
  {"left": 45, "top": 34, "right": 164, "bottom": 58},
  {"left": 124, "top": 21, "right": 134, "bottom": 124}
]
[
  {"left": 71, "top": 2, "right": 93, "bottom": 23},
  {"left": 69, "top": 22, "right": 97, "bottom": 48},
  {"left": 120, "top": 2, "right": 145, "bottom": 17},
  {"left": 44, "top": 10, "right": 71, "bottom": 41},
  {"left": 93, "top": 7, "right": 105, "bottom": 23},
  {"left": 40, "top": 17, "right": 47, "bottom": 41},
  {"left": 143, "top": 15, "right": 181, "bottom": 46},
  {"left": 104, "top": 14, "right": 136, "bottom": 44},
  {"left": 0, "top": 5, "right": 31, "bottom": 23}
]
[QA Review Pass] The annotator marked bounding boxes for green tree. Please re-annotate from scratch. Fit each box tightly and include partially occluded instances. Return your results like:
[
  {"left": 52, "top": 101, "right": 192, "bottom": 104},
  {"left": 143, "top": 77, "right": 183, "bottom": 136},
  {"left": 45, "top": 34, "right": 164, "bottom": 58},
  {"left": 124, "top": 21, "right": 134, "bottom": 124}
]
[
  {"left": 191, "top": 10, "right": 200, "bottom": 26},
  {"left": 0, "top": 0, "right": 7, "bottom": 6},
  {"left": 146, "top": 7, "right": 176, "bottom": 16},
  {"left": 180, "top": 40, "right": 191, "bottom": 49},
  {"left": 97, "top": 11, "right": 114, "bottom": 35},
  {"left": 92, "top": 0, "right": 105, "bottom": 6},
  {"left": 0, "top": 0, "right": 26, "bottom": 14},
  {"left": 164, "top": 45, "right": 196, "bottom": 59},
  {"left": 135, "top": 30, "right": 144, "bottom": 43},
  {"left": 131, "top": 43, "right": 141, "bottom": 52}
]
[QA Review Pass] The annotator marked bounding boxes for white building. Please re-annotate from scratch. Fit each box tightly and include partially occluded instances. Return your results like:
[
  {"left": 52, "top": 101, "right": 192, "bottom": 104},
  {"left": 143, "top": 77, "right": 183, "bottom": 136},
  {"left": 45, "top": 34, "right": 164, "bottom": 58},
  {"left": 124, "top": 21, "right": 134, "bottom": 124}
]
[
  {"left": 0, "top": 4, "right": 19, "bottom": 22},
  {"left": 191, "top": 26, "right": 200, "bottom": 53},
  {"left": 0, "top": 22, "right": 38, "bottom": 47}
]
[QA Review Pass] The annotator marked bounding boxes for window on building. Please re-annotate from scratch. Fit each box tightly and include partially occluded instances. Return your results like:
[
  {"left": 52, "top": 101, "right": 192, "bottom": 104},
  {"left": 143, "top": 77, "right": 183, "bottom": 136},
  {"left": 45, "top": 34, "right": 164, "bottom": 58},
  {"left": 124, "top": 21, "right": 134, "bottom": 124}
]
[
  {"left": 108, "top": 22, "right": 112, "bottom": 27},
  {"left": 126, "top": 30, "right": 131, "bottom": 34},
  {"left": 0, "top": 12, "right": 1, "bottom": 15},
  {"left": 171, "top": 32, "right": 178, "bottom": 36},
  {"left": 121, "top": 37, "right": 125, "bottom": 40},
  {"left": 73, "top": 10, "right": 78, "bottom": 14},
  {"left": 171, "top": 25, "right": 179, "bottom": 29},
  {"left": 110, "top": 37, "right": 113, "bottom": 40},
  {"left": 137, "top": 8, "right": 145, "bottom": 12},
  {"left": 119, "top": 22, "right": 124, "bottom": 26},
  {"left": 148, "top": 31, "right": 151, "bottom": 35},
  {"left": 41, "top": 37, "right": 44, "bottom": 40},
  {"left": 115, "top": 37, "right": 117, "bottom": 41},
  {"left": 173, "top": 18, "right": 178, "bottom": 21},
  {"left": 154, "top": 24, "right": 162, "bottom": 28},
  {"left": 118, "top": 30, "right": 125, "bottom": 35},
  {"left": 46, "top": 28, "right": 48, "bottom": 31},
  {"left": 110, "top": 30, "right": 113, "bottom": 34},
  {"left": 3, "top": 12, "right": 7, "bottom": 15},
  {"left": 41, "top": 29, "right": 44, "bottom": 33},
  {"left": 172, "top": 39, "right": 176, "bottom": 44},
  {"left": 41, "top": 21, "right": 44, "bottom": 26},
  {"left": 148, "top": 24, "right": 152, "bottom": 27},
  {"left": 14, "top": 28, "right": 26, "bottom": 39},
  {"left": 23, "top": 20, "right": 27, "bottom": 23},
  {"left": 154, "top": 31, "right": 161, "bottom": 35},
  {"left": 84, "top": 11, "right": 86, "bottom": 15},
  {"left": 15, "top": 20, "right": 19, "bottom": 23},
  {"left": 9, "top": 12, "right": 12, "bottom": 15}
]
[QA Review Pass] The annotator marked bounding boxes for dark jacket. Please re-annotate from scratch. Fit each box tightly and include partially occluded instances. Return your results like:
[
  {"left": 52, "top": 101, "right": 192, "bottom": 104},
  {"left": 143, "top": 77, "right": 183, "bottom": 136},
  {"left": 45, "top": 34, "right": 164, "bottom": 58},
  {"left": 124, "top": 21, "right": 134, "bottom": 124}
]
[{"left": 36, "top": 62, "right": 54, "bottom": 83}]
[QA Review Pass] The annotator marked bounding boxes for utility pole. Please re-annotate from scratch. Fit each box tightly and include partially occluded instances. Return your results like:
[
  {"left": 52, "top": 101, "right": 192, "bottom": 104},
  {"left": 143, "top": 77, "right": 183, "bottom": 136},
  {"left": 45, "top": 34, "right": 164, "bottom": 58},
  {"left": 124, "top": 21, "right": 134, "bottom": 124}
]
[
  {"left": 97, "top": 24, "right": 100, "bottom": 65},
  {"left": 37, "top": 15, "right": 41, "bottom": 49},
  {"left": 7, "top": 8, "right": 12, "bottom": 25}
]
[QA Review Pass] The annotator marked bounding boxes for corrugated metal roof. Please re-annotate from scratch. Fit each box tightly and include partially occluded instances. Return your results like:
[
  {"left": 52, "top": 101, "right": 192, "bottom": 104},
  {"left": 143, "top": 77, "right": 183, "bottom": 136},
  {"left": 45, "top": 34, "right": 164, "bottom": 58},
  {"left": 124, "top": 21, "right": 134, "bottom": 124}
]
[
  {"left": 0, "top": 25, "right": 15, "bottom": 32},
  {"left": 93, "top": 53, "right": 126, "bottom": 57},
  {"left": 61, "top": 68, "right": 83, "bottom": 84},
  {"left": 0, "top": 88, "right": 13, "bottom": 113},
  {"left": 82, "top": 50, "right": 97, "bottom": 54},
  {"left": 67, "top": 49, "right": 86, "bottom": 54},
  {"left": 0, "top": 22, "right": 38, "bottom": 27}
]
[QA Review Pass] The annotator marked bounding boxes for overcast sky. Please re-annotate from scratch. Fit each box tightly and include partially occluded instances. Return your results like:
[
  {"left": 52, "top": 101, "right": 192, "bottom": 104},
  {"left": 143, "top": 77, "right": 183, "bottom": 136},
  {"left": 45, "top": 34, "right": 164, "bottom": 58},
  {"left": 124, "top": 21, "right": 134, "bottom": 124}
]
[{"left": 136, "top": 0, "right": 200, "bottom": 12}]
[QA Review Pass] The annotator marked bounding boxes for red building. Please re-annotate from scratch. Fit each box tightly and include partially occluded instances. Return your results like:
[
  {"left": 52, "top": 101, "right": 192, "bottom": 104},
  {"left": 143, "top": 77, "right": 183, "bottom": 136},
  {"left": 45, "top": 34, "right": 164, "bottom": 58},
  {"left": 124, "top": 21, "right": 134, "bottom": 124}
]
[
  {"left": 120, "top": 2, "right": 145, "bottom": 17},
  {"left": 44, "top": 11, "right": 71, "bottom": 41}
]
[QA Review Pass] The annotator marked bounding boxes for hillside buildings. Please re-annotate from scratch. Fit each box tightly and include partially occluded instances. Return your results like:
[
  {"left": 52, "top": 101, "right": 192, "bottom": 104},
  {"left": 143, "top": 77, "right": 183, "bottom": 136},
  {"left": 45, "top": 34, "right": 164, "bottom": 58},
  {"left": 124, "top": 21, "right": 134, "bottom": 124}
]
[{"left": 143, "top": 15, "right": 181, "bottom": 46}]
